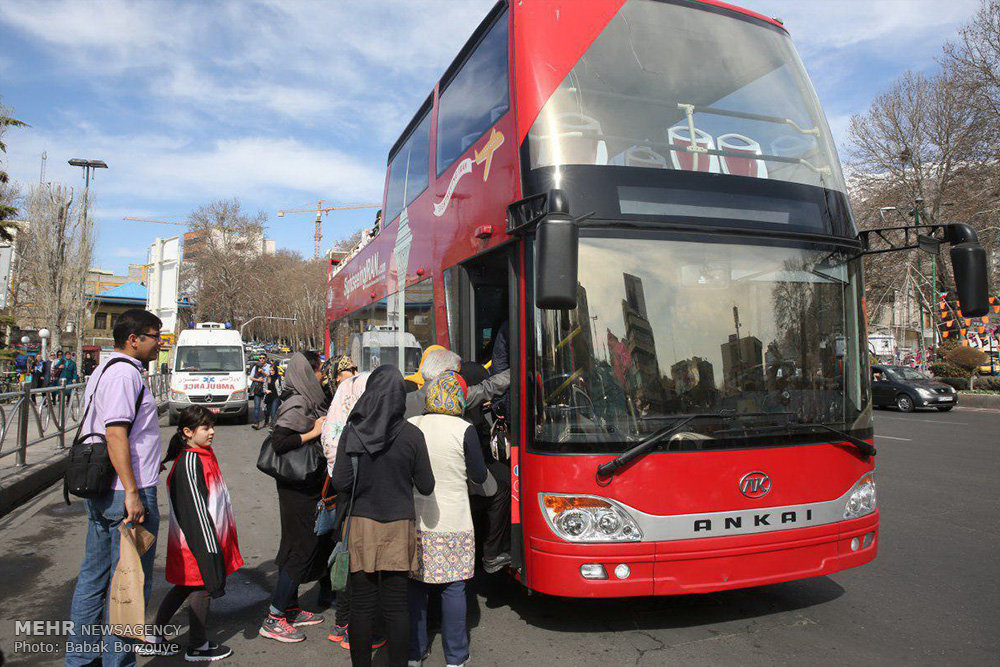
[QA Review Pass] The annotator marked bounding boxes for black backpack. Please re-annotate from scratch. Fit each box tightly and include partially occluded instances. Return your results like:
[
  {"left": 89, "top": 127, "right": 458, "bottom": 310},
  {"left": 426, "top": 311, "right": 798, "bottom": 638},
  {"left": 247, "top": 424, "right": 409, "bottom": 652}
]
[{"left": 63, "top": 358, "right": 146, "bottom": 504}]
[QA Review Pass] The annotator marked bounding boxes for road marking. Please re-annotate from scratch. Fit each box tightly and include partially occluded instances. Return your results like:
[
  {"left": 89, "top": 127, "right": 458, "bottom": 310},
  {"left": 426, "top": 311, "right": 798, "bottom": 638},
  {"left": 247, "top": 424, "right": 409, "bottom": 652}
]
[
  {"left": 875, "top": 435, "right": 912, "bottom": 441},
  {"left": 876, "top": 416, "right": 967, "bottom": 426}
]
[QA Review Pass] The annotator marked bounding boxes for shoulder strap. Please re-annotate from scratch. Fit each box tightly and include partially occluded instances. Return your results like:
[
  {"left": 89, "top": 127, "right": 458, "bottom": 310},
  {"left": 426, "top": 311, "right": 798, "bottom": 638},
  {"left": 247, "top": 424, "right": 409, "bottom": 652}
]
[
  {"left": 341, "top": 455, "right": 360, "bottom": 545},
  {"left": 73, "top": 358, "right": 145, "bottom": 444}
]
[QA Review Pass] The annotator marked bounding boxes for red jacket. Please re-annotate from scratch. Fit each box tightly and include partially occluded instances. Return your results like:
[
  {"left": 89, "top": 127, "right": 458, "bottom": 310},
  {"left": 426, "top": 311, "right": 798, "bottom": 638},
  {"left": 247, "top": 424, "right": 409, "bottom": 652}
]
[{"left": 166, "top": 446, "right": 243, "bottom": 595}]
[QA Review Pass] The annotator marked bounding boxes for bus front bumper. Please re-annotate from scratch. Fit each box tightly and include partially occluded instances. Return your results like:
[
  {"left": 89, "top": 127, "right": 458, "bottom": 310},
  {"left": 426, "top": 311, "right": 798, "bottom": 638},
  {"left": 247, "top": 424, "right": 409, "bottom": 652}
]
[{"left": 525, "top": 512, "right": 878, "bottom": 598}]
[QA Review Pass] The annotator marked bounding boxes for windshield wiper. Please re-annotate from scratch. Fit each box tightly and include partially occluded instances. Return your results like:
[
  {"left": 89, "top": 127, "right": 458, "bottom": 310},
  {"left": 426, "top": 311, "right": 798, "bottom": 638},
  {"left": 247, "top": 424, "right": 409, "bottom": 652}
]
[
  {"left": 596, "top": 411, "right": 793, "bottom": 480},
  {"left": 710, "top": 417, "right": 876, "bottom": 458},
  {"left": 784, "top": 423, "right": 876, "bottom": 458},
  {"left": 596, "top": 415, "right": 698, "bottom": 480}
]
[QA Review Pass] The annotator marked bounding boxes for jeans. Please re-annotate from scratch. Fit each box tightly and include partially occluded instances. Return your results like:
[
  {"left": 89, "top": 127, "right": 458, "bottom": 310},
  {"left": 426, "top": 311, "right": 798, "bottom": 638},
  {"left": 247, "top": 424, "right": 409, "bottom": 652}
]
[
  {"left": 269, "top": 568, "right": 300, "bottom": 616},
  {"left": 66, "top": 487, "right": 160, "bottom": 667},
  {"left": 253, "top": 394, "right": 264, "bottom": 423},
  {"left": 409, "top": 579, "right": 469, "bottom": 666},
  {"left": 267, "top": 398, "right": 280, "bottom": 425},
  {"left": 350, "top": 570, "right": 408, "bottom": 667}
]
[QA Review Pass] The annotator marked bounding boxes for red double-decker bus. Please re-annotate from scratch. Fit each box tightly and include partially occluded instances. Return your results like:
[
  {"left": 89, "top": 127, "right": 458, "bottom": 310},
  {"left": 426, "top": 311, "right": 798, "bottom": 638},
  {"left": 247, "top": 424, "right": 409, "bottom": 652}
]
[{"left": 326, "top": 0, "right": 990, "bottom": 597}]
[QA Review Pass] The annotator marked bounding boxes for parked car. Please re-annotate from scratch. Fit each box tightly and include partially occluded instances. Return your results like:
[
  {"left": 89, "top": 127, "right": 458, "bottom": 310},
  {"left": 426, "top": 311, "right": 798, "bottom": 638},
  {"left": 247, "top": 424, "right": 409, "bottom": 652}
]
[
  {"left": 279, "top": 345, "right": 291, "bottom": 353},
  {"left": 870, "top": 364, "right": 958, "bottom": 412}
]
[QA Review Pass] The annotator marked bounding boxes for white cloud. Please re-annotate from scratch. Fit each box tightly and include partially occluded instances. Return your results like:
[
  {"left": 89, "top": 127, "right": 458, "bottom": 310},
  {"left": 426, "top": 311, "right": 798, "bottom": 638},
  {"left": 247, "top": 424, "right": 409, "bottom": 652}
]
[
  {"left": 7, "top": 127, "right": 385, "bottom": 207},
  {"left": 0, "top": 0, "right": 494, "bottom": 139}
]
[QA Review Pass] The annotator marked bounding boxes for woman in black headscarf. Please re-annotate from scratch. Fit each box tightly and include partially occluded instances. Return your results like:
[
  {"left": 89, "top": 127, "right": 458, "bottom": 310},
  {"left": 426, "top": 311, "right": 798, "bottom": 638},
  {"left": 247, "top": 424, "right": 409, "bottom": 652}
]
[
  {"left": 258, "top": 351, "right": 332, "bottom": 644},
  {"left": 333, "top": 365, "right": 434, "bottom": 667}
]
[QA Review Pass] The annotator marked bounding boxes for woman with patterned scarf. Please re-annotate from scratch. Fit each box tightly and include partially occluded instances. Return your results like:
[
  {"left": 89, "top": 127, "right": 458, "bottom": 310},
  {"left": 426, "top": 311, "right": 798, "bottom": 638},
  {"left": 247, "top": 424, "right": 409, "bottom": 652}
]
[{"left": 406, "top": 371, "right": 488, "bottom": 667}]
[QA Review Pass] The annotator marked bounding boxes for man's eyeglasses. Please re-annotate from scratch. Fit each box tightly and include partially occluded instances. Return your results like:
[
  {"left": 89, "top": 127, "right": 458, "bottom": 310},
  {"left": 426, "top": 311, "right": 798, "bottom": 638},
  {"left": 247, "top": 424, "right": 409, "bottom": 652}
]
[{"left": 136, "top": 332, "right": 161, "bottom": 341}]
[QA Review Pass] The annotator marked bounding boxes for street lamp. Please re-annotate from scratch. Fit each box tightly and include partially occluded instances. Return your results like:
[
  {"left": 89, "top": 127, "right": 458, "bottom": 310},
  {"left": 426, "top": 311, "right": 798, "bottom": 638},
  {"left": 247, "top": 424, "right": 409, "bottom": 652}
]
[
  {"left": 68, "top": 158, "right": 107, "bottom": 362},
  {"left": 39, "top": 328, "right": 50, "bottom": 361}
]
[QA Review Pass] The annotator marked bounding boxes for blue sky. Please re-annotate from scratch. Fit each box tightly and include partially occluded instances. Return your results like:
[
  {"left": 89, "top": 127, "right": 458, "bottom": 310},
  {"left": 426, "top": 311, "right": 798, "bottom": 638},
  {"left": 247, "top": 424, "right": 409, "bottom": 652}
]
[{"left": 0, "top": 0, "right": 982, "bottom": 274}]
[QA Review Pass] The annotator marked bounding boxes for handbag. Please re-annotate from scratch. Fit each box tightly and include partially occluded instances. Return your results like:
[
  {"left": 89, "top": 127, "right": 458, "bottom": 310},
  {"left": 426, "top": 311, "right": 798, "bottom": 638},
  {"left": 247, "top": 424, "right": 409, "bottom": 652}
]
[
  {"left": 313, "top": 475, "right": 337, "bottom": 536},
  {"left": 489, "top": 417, "right": 510, "bottom": 462},
  {"left": 64, "top": 358, "right": 146, "bottom": 504},
  {"left": 329, "top": 455, "right": 358, "bottom": 592},
  {"left": 256, "top": 433, "right": 325, "bottom": 486}
]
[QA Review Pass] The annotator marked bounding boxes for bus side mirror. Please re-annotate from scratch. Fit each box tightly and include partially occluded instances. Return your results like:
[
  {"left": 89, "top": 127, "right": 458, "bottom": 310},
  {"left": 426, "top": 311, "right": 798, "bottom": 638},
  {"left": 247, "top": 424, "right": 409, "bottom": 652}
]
[
  {"left": 535, "top": 211, "right": 579, "bottom": 310},
  {"left": 946, "top": 224, "right": 990, "bottom": 317}
]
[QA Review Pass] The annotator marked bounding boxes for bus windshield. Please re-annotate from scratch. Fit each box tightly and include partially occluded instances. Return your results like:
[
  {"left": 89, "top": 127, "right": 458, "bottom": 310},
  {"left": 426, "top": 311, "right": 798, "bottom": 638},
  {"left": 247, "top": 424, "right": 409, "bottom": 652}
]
[
  {"left": 527, "top": 0, "right": 845, "bottom": 193},
  {"left": 175, "top": 346, "right": 244, "bottom": 373},
  {"left": 533, "top": 235, "right": 871, "bottom": 453}
]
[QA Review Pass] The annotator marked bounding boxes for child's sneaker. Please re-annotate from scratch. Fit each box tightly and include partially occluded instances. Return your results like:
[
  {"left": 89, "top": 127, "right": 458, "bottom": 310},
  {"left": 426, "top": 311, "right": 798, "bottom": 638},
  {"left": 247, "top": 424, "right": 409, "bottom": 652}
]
[
  {"left": 339, "top": 628, "right": 386, "bottom": 650},
  {"left": 327, "top": 624, "right": 348, "bottom": 644},
  {"left": 185, "top": 641, "right": 232, "bottom": 662},
  {"left": 258, "top": 614, "right": 305, "bottom": 643},
  {"left": 286, "top": 607, "right": 324, "bottom": 627}
]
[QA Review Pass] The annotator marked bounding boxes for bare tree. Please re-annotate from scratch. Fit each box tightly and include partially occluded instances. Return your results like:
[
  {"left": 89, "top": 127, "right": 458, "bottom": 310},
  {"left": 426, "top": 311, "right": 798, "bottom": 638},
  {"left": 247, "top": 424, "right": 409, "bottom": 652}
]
[
  {"left": 847, "top": 65, "right": 999, "bottom": 334},
  {"left": 18, "top": 183, "right": 95, "bottom": 350},
  {"left": 240, "top": 250, "right": 327, "bottom": 350},
  {"left": 943, "top": 0, "right": 1000, "bottom": 124},
  {"left": 183, "top": 198, "right": 267, "bottom": 326}
]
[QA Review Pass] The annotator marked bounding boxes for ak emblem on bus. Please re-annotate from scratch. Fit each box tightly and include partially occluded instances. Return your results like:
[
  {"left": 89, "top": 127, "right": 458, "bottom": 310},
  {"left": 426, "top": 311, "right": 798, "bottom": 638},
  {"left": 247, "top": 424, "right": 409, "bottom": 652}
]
[{"left": 434, "top": 128, "right": 505, "bottom": 217}]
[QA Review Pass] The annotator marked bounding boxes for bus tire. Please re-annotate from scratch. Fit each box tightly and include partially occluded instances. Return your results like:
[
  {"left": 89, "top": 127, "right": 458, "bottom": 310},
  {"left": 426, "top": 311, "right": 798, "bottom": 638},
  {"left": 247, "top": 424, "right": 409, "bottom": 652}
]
[{"left": 896, "top": 394, "right": 915, "bottom": 413}]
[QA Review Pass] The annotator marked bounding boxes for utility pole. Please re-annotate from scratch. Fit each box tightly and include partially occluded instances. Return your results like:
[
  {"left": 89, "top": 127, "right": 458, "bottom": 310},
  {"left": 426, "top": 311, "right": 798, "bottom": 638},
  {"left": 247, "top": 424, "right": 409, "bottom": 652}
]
[{"left": 68, "top": 158, "right": 108, "bottom": 367}]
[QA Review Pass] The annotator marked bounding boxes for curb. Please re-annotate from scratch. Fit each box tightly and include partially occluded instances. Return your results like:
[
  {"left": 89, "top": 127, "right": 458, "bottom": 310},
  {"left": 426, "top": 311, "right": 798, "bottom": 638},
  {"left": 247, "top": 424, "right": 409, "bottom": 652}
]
[
  {"left": 0, "top": 400, "right": 169, "bottom": 518},
  {"left": 0, "top": 449, "right": 69, "bottom": 518},
  {"left": 957, "top": 393, "right": 1000, "bottom": 410}
]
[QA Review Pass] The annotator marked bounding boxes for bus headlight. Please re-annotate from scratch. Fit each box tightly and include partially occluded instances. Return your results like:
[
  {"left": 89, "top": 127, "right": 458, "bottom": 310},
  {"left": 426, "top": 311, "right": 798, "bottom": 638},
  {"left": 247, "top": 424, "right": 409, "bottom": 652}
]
[
  {"left": 230, "top": 390, "right": 246, "bottom": 401},
  {"left": 540, "top": 494, "right": 642, "bottom": 542},
  {"left": 169, "top": 389, "right": 187, "bottom": 402},
  {"left": 843, "top": 473, "right": 877, "bottom": 519}
]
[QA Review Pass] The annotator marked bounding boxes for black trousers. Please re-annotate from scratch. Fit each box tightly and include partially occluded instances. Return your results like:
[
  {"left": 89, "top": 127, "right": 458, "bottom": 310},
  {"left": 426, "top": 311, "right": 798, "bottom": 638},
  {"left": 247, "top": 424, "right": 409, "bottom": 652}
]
[
  {"left": 348, "top": 570, "right": 408, "bottom": 667},
  {"left": 153, "top": 584, "right": 210, "bottom": 648},
  {"left": 484, "top": 460, "right": 512, "bottom": 559}
]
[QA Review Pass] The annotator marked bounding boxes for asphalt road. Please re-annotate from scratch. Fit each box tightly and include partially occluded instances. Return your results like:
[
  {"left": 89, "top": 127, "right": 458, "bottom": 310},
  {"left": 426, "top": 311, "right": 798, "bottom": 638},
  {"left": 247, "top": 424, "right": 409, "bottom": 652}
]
[{"left": 0, "top": 406, "right": 997, "bottom": 666}]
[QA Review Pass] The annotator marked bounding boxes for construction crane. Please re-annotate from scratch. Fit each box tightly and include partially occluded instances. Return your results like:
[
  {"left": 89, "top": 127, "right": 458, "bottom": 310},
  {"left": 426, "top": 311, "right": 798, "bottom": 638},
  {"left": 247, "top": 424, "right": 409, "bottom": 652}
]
[
  {"left": 122, "top": 217, "right": 187, "bottom": 226},
  {"left": 277, "top": 200, "right": 379, "bottom": 259}
]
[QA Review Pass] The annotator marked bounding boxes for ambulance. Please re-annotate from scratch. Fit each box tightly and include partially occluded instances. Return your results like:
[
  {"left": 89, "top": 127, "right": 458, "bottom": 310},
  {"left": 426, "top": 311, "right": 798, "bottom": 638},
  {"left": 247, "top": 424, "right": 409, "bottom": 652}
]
[{"left": 168, "top": 322, "right": 249, "bottom": 424}]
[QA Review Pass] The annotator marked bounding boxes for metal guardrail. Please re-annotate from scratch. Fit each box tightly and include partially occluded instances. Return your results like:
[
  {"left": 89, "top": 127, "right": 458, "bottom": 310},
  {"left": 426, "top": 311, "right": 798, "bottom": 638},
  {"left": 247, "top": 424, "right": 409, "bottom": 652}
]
[{"left": 0, "top": 373, "right": 171, "bottom": 468}]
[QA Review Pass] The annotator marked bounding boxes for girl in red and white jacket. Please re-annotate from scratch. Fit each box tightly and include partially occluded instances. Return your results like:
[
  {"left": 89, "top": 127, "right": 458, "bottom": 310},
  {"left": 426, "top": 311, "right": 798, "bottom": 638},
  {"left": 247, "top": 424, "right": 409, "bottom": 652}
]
[{"left": 148, "top": 405, "right": 243, "bottom": 662}]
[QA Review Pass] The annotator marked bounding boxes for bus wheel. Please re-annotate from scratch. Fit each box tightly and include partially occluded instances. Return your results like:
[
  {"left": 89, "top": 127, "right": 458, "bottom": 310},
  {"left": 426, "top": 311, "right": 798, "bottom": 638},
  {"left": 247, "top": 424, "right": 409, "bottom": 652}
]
[
  {"left": 896, "top": 394, "right": 915, "bottom": 413},
  {"left": 936, "top": 405, "right": 954, "bottom": 412}
]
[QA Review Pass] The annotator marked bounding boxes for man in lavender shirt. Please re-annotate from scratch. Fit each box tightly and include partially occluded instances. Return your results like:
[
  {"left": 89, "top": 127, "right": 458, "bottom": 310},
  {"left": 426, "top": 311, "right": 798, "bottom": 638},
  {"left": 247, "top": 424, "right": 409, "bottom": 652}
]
[{"left": 66, "top": 309, "right": 163, "bottom": 667}]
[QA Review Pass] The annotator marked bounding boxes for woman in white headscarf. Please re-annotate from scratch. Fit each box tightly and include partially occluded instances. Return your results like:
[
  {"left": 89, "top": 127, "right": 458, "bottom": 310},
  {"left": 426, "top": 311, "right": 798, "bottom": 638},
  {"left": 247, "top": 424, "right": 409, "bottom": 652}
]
[
  {"left": 319, "top": 357, "right": 369, "bottom": 645},
  {"left": 258, "top": 351, "right": 331, "bottom": 644}
]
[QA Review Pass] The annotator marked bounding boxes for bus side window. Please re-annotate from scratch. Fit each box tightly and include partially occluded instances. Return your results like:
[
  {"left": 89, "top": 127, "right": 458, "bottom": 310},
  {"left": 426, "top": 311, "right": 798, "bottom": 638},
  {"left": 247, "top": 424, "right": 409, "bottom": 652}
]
[{"left": 436, "top": 10, "right": 509, "bottom": 175}]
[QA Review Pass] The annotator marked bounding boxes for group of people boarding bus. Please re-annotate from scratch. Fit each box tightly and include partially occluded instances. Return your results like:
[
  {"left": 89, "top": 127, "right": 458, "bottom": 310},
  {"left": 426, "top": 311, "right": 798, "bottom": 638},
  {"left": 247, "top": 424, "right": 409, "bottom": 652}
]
[{"left": 64, "top": 308, "right": 512, "bottom": 667}]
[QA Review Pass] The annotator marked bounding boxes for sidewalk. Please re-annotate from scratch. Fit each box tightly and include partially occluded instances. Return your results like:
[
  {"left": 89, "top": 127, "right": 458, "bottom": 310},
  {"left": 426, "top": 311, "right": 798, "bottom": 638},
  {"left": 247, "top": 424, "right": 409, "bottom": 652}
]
[{"left": 0, "top": 394, "right": 168, "bottom": 516}]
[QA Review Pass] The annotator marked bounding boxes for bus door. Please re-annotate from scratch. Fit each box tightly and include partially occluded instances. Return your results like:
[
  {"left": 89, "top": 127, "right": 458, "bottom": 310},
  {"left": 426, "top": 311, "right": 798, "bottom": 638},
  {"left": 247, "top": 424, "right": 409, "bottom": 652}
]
[{"left": 444, "top": 243, "right": 526, "bottom": 572}]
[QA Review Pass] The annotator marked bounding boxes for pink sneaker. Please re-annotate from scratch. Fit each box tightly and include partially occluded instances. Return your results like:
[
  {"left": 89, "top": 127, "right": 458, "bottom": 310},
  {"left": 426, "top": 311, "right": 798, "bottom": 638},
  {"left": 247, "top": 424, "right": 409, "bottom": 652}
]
[
  {"left": 286, "top": 607, "right": 324, "bottom": 627},
  {"left": 258, "top": 614, "right": 305, "bottom": 643}
]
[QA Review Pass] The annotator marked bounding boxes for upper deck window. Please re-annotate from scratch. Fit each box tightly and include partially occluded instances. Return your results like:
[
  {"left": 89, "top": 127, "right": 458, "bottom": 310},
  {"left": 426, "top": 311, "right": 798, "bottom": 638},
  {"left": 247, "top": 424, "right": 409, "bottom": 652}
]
[
  {"left": 386, "top": 111, "right": 432, "bottom": 223},
  {"left": 526, "top": 0, "right": 846, "bottom": 194},
  {"left": 436, "top": 12, "right": 509, "bottom": 175}
]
